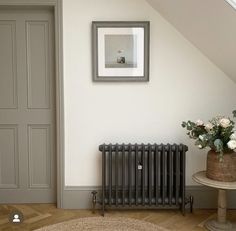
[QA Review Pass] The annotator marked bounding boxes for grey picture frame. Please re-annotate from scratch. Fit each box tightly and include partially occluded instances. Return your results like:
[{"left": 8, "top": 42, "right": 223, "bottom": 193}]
[{"left": 92, "top": 21, "right": 150, "bottom": 82}]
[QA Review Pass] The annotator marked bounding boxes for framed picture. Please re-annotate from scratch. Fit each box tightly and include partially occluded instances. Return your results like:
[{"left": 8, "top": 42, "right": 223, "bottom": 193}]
[{"left": 92, "top": 21, "right": 150, "bottom": 82}]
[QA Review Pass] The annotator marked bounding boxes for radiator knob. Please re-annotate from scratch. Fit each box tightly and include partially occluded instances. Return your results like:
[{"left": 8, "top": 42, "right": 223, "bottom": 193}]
[{"left": 138, "top": 164, "right": 143, "bottom": 170}]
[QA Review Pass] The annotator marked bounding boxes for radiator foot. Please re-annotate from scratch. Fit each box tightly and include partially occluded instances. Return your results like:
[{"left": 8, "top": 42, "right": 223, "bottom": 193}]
[
  {"left": 91, "top": 191, "right": 97, "bottom": 213},
  {"left": 185, "top": 195, "right": 194, "bottom": 214},
  {"left": 181, "top": 204, "right": 186, "bottom": 216},
  {"left": 189, "top": 195, "right": 194, "bottom": 213}
]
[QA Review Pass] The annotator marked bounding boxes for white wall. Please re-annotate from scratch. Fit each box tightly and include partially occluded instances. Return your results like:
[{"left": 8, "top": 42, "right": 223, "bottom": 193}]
[
  {"left": 63, "top": 0, "right": 236, "bottom": 186},
  {"left": 147, "top": 0, "right": 236, "bottom": 82}
]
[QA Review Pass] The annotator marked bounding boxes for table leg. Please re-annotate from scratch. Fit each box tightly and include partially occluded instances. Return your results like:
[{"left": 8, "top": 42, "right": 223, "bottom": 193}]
[
  {"left": 204, "top": 189, "right": 233, "bottom": 231},
  {"left": 218, "top": 189, "right": 227, "bottom": 223}
]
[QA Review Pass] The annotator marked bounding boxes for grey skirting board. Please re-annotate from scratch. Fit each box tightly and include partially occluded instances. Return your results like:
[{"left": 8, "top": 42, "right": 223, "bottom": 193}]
[{"left": 62, "top": 185, "right": 236, "bottom": 209}]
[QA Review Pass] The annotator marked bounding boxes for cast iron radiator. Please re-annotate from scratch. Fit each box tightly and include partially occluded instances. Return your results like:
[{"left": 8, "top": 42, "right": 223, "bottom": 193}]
[{"left": 91, "top": 143, "right": 193, "bottom": 215}]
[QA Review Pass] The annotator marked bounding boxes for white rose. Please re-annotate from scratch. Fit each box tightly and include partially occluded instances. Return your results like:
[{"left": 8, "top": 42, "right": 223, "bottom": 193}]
[
  {"left": 205, "top": 123, "right": 213, "bottom": 131},
  {"left": 219, "top": 118, "right": 231, "bottom": 128},
  {"left": 198, "top": 144, "right": 202, "bottom": 149},
  {"left": 196, "top": 119, "right": 204, "bottom": 126},
  {"left": 230, "top": 133, "right": 236, "bottom": 140},
  {"left": 199, "top": 135, "right": 204, "bottom": 141},
  {"left": 227, "top": 140, "right": 236, "bottom": 150}
]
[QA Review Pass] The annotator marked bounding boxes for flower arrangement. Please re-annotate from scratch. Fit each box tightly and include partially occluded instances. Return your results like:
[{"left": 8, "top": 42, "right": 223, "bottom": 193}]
[{"left": 182, "top": 110, "right": 236, "bottom": 160}]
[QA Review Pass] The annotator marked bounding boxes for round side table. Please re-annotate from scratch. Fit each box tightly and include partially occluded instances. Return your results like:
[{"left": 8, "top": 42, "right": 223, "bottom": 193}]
[{"left": 192, "top": 171, "right": 236, "bottom": 231}]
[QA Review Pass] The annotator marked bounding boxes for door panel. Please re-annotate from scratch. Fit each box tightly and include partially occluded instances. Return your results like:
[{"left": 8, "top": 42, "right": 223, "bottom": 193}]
[
  {"left": 0, "top": 125, "right": 18, "bottom": 188},
  {"left": 0, "top": 21, "right": 17, "bottom": 109},
  {"left": 26, "top": 21, "right": 50, "bottom": 109},
  {"left": 28, "top": 124, "right": 51, "bottom": 189},
  {"left": 0, "top": 8, "right": 56, "bottom": 203}
]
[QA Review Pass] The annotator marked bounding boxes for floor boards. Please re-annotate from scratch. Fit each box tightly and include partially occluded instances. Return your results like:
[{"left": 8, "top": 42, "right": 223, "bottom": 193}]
[{"left": 0, "top": 204, "right": 236, "bottom": 230}]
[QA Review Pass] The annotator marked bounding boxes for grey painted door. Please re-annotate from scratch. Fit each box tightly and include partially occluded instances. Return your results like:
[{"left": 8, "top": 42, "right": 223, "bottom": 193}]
[{"left": 0, "top": 8, "right": 56, "bottom": 203}]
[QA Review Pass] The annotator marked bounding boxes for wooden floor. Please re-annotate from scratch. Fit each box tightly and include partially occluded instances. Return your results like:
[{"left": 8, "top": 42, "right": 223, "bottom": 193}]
[{"left": 0, "top": 204, "right": 236, "bottom": 231}]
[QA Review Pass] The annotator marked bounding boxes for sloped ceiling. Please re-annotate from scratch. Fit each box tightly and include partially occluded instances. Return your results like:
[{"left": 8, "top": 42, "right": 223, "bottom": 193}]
[{"left": 146, "top": 0, "right": 236, "bottom": 82}]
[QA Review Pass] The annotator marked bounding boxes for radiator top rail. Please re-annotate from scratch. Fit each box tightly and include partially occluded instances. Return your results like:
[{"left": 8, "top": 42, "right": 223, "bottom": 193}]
[{"left": 99, "top": 143, "right": 188, "bottom": 152}]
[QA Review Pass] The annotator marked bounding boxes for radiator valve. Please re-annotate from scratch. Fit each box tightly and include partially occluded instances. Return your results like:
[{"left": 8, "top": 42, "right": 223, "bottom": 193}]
[{"left": 138, "top": 163, "right": 143, "bottom": 170}]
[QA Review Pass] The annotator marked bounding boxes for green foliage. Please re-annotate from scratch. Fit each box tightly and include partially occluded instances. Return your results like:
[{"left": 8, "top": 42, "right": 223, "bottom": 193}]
[
  {"left": 214, "top": 139, "right": 223, "bottom": 152},
  {"left": 181, "top": 110, "right": 236, "bottom": 157},
  {"left": 233, "top": 110, "right": 236, "bottom": 118}
]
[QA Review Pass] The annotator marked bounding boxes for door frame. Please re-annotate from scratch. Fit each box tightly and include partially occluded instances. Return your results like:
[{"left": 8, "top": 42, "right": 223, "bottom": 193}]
[{"left": 0, "top": 0, "right": 64, "bottom": 208}]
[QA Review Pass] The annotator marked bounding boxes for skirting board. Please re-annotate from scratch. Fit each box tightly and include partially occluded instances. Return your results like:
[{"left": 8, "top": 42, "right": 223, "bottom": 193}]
[{"left": 63, "top": 186, "right": 236, "bottom": 209}]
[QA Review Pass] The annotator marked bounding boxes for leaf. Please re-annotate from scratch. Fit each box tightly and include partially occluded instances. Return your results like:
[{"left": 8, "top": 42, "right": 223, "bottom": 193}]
[
  {"left": 214, "top": 139, "right": 223, "bottom": 152},
  {"left": 181, "top": 122, "right": 187, "bottom": 128},
  {"left": 233, "top": 110, "right": 236, "bottom": 118}
]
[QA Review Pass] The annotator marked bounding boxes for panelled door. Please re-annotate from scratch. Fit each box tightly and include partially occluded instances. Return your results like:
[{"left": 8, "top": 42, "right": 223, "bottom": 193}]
[{"left": 0, "top": 8, "right": 56, "bottom": 203}]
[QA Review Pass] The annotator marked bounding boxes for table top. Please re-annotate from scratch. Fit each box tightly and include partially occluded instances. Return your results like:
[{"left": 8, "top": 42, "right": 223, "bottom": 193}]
[{"left": 192, "top": 171, "right": 236, "bottom": 190}]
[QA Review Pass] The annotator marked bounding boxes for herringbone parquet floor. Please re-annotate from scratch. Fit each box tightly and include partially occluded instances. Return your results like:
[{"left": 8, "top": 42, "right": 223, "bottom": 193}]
[{"left": 0, "top": 204, "right": 236, "bottom": 231}]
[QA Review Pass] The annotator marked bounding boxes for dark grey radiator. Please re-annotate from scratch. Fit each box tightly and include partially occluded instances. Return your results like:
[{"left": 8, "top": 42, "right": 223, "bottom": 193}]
[{"left": 92, "top": 143, "right": 193, "bottom": 215}]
